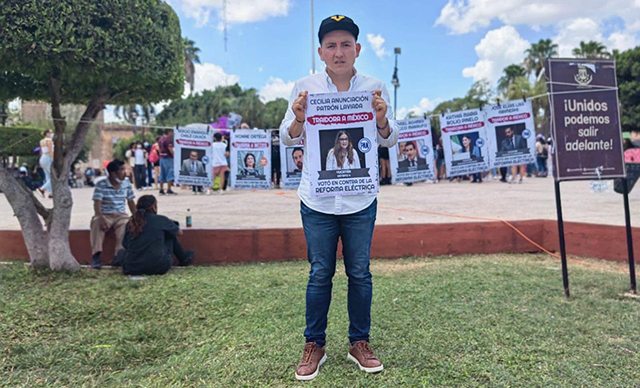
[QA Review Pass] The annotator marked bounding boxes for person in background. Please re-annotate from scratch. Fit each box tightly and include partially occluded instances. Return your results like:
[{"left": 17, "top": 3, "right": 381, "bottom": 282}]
[
  {"left": 90, "top": 159, "right": 136, "bottom": 269},
  {"left": 378, "top": 145, "right": 391, "bottom": 185},
  {"left": 124, "top": 142, "right": 136, "bottom": 187},
  {"left": 271, "top": 130, "right": 281, "bottom": 188},
  {"left": 39, "top": 129, "right": 54, "bottom": 197},
  {"left": 121, "top": 195, "right": 194, "bottom": 275},
  {"left": 133, "top": 141, "right": 148, "bottom": 190},
  {"left": 149, "top": 136, "right": 161, "bottom": 190},
  {"left": 535, "top": 135, "right": 548, "bottom": 177},
  {"left": 85, "top": 167, "right": 96, "bottom": 187},
  {"left": 158, "top": 128, "right": 177, "bottom": 195},
  {"left": 209, "top": 132, "right": 229, "bottom": 195}
]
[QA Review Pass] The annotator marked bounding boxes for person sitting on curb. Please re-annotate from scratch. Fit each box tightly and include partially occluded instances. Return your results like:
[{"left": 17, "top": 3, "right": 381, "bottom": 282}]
[
  {"left": 90, "top": 159, "right": 136, "bottom": 269},
  {"left": 119, "top": 195, "right": 194, "bottom": 275}
]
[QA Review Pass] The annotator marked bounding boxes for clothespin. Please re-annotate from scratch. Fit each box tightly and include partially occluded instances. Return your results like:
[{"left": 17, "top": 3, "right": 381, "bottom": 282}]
[
  {"left": 479, "top": 103, "right": 484, "bottom": 111},
  {"left": 206, "top": 125, "right": 210, "bottom": 134},
  {"left": 423, "top": 113, "right": 428, "bottom": 120},
  {"left": 496, "top": 99, "right": 501, "bottom": 108},
  {"left": 522, "top": 94, "right": 527, "bottom": 103}
]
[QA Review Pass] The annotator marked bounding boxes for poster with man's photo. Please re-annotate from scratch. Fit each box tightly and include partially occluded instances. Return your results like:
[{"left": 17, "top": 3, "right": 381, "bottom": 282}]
[
  {"left": 485, "top": 100, "right": 536, "bottom": 168},
  {"left": 441, "top": 108, "right": 490, "bottom": 177},
  {"left": 389, "top": 118, "right": 436, "bottom": 184},
  {"left": 305, "top": 90, "right": 379, "bottom": 197},
  {"left": 230, "top": 129, "right": 271, "bottom": 190},
  {"left": 173, "top": 126, "right": 214, "bottom": 187},
  {"left": 280, "top": 140, "right": 304, "bottom": 190}
]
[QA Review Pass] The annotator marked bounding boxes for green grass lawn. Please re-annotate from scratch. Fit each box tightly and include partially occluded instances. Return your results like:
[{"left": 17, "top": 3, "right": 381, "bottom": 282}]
[{"left": 1, "top": 254, "right": 639, "bottom": 388}]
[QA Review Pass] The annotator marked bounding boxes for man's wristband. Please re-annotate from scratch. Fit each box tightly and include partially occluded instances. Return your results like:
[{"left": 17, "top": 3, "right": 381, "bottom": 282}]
[
  {"left": 376, "top": 119, "right": 389, "bottom": 131},
  {"left": 295, "top": 117, "right": 304, "bottom": 124}
]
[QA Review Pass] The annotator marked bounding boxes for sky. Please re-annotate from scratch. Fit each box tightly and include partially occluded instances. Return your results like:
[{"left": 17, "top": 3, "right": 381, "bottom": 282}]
[{"left": 103, "top": 0, "right": 640, "bottom": 123}]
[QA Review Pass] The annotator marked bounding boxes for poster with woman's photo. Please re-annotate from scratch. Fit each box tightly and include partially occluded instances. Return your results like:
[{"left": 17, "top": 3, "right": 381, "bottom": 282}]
[
  {"left": 389, "top": 118, "right": 435, "bottom": 184},
  {"left": 173, "top": 126, "right": 213, "bottom": 187},
  {"left": 280, "top": 140, "right": 304, "bottom": 190},
  {"left": 441, "top": 108, "right": 490, "bottom": 177},
  {"left": 485, "top": 100, "right": 536, "bottom": 168},
  {"left": 230, "top": 129, "right": 271, "bottom": 190},
  {"left": 305, "top": 91, "right": 378, "bottom": 197}
]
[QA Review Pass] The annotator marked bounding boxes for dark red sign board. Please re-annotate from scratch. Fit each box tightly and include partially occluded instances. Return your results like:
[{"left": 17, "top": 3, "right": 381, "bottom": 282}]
[{"left": 546, "top": 58, "right": 625, "bottom": 181}]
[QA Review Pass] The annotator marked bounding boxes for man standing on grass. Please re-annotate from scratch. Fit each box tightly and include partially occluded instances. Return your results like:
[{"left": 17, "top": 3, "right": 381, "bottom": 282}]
[{"left": 280, "top": 14, "right": 398, "bottom": 381}]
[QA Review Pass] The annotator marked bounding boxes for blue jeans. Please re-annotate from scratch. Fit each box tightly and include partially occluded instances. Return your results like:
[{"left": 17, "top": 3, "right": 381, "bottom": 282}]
[{"left": 300, "top": 199, "right": 377, "bottom": 347}]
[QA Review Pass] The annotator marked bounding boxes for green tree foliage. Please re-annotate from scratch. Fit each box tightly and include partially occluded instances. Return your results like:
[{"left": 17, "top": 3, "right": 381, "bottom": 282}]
[
  {"left": 0, "top": 126, "right": 42, "bottom": 157},
  {"left": 615, "top": 47, "right": 640, "bottom": 132},
  {"left": 524, "top": 39, "right": 558, "bottom": 78},
  {"left": 157, "top": 84, "right": 289, "bottom": 129},
  {"left": 572, "top": 41, "right": 611, "bottom": 59},
  {"left": 0, "top": 0, "right": 185, "bottom": 271},
  {"left": 0, "top": 0, "right": 184, "bottom": 105},
  {"left": 263, "top": 98, "right": 289, "bottom": 129},
  {"left": 113, "top": 131, "right": 160, "bottom": 160}
]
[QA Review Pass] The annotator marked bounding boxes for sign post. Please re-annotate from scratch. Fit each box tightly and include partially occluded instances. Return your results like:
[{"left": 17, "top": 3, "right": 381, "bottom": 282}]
[{"left": 546, "top": 58, "right": 633, "bottom": 296}]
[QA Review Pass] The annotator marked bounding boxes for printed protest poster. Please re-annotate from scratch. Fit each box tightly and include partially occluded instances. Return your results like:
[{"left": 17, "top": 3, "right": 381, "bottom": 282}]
[
  {"left": 546, "top": 58, "right": 625, "bottom": 180},
  {"left": 230, "top": 129, "right": 271, "bottom": 189},
  {"left": 441, "top": 108, "right": 490, "bottom": 177},
  {"left": 305, "top": 90, "right": 378, "bottom": 197},
  {"left": 389, "top": 118, "right": 435, "bottom": 184},
  {"left": 173, "top": 126, "right": 213, "bottom": 187},
  {"left": 280, "top": 138, "right": 304, "bottom": 190},
  {"left": 485, "top": 100, "right": 536, "bottom": 168}
]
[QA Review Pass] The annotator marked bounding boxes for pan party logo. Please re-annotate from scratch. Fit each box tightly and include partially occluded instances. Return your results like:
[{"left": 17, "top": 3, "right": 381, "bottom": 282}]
[
  {"left": 574, "top": 64, "right": 593, "bottom": 86},
  {"left": 331, "top": 15, "right": 346, "bottom": 22}
]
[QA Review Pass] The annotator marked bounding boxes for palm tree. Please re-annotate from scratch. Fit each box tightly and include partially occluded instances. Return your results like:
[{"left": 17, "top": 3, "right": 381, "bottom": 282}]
[
  {"left": 498, "top": 64, "right": 527, "bottom": 95},
  {"left": 523, "top": 39, "right": 559, "bottom": 78},
  {"left": 572, "top": 41, "right": 611, "bottom": 59},
  {"left": 114, "top": 104, "right": 156, "bottom": 133},
  {"left": 184, "top": 37, "right": 201, "bottom": 95}
]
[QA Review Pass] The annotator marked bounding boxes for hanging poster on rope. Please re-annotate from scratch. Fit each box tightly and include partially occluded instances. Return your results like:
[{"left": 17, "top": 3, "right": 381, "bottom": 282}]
[
  {"left": 546, "top": 58, "right": 625, "bottom": 180},
  {"left": 305, "top": 90, "right": 378, "bottom": 197},
  {"left": 441, "top": 108, "right": 490, "bottom": 177},
  {"left": 389, "top": 118, "right": 436, "bottom": 184},
  {"left": 485, "top": 100, "right": 536, "bottom": 168},
  {"left": 230, "top": 129, "right": 271, "bottom": 189},
  {"left": 280, "top": 139, "right": 304, "bottom": 190},
  {"left": 173, "top": 126, "right": 213, "bottom": 187}
]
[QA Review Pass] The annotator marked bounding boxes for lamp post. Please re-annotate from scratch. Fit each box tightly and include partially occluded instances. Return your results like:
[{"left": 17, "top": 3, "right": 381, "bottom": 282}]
[{"left": 392, "top": 47, "right": 401, "bottom": 119}]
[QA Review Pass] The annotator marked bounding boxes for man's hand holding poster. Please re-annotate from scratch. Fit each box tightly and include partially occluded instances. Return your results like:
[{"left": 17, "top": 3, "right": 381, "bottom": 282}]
[
  {"left": 441, "top": 108, "right": 490, "bottom": 177},
  {"left": 230, "top": 129, "right": 271, "bottom": 190},
  {"left": 306, "top": 91, "right": 379, "bottom": 197},
  {"left": 389, "top": 118, "right": 435, "bottom": 184},
  {"left": 485, "top": 100, "right": 536, "bottom": 168}
]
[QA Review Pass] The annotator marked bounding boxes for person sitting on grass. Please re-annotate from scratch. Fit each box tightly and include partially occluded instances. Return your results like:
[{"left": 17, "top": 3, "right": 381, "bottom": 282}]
[{"left": 120, "top": 195, "right": 194, "bottom": 275}]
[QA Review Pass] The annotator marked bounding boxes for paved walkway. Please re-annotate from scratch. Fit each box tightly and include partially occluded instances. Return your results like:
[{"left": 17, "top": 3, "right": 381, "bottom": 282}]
[{"left": 1, "top": 176, "right": 638, "bottom": 230}]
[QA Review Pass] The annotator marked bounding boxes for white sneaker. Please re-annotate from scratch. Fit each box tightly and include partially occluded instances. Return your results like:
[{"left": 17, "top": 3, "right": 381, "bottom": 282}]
[
  {"left": 206, "top": 189, "right": 211, "bottom": 195},
  {"left": 218, "top": 190, "right": 223, "bottom": 195}
]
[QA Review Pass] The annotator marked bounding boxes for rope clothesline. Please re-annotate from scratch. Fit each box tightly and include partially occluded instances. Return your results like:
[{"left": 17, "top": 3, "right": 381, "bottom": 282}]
[{"left": 35, "top": 86, "right": 617, "bottom": 130}]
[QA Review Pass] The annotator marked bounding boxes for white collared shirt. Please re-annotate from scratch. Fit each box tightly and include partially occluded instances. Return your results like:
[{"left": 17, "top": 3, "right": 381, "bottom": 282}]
[{"left": 280, "top": 69, "right": 399, "bottom": 215}]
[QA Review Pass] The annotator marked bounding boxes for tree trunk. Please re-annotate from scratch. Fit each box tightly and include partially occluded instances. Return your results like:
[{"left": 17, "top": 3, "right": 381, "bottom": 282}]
[
  {"left": 0, "top": 168, "right": 49, "bottom": 267},
  {"left": 47, "top": 167, "right": 80, "bottom": 271}
]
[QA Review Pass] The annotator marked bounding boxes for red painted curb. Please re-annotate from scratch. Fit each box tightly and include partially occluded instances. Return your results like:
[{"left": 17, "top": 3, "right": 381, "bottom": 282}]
[{"left": 1, "top": 220, "right": 638, "bottom": 265}]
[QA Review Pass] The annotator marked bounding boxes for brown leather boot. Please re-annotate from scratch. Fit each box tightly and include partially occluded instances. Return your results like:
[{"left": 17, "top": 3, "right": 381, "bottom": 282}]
[
  {"left": 348, "top": 340, "right": 384, "bottom": 373},
  {"left": 295, "top": 342, "right": 327, "bottom": 381}
]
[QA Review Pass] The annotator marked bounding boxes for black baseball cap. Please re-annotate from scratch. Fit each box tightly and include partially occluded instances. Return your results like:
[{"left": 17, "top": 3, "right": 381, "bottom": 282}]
[{"left": 318, "top": 15, "right": 359, "bottom": 44}]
